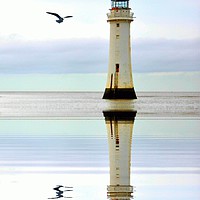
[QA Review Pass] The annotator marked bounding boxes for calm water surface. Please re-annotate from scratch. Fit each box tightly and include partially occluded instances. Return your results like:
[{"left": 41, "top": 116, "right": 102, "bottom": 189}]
[{"left": 0, "top": 92, "right": 200, "bottom": 200}]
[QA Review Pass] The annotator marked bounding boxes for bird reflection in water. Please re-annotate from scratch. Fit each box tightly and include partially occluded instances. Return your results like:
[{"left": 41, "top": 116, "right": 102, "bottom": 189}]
[
  {"left": 103, "top": 110, "right": 137, "bottom": 199},
  {"left": 48, "top": 185, "right": 73, "bottom": 199}
]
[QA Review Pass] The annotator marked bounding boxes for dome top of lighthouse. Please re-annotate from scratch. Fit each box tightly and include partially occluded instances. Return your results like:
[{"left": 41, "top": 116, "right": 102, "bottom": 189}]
[{"left": 111, "top": 0, "right": 129, "bottom": 9}]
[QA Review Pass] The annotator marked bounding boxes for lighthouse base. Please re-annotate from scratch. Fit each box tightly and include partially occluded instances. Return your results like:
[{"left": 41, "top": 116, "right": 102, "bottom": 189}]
[{"left": 103, "top": 88, "right": 137, "bottom": 99}]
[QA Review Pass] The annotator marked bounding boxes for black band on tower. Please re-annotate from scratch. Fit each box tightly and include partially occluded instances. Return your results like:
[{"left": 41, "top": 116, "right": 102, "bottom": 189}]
[{"left": 103, "top": 88, "right": 137, "bottom": 99}]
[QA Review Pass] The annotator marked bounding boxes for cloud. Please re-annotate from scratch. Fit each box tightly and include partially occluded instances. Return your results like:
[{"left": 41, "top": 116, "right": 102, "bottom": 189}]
[
  {"left": 0, "top": 38, "right": 199, "bottom": 74},
  {"left": 0, "top": 38, "right": 109, "bottom": 73},
  {"left": 133, "top": 38, "right": 200, "bottom": 72}
]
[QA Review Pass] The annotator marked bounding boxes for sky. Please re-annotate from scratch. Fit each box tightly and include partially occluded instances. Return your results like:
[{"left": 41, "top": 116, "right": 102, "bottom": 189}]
[{"left": 0, "top": 0, "right": 200, "bottom": 74}]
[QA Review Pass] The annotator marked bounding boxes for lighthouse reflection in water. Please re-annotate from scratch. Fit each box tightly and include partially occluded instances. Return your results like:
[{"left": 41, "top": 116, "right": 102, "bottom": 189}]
[{"left": 103, "top": 111, "right": 136, "bottom": 199}]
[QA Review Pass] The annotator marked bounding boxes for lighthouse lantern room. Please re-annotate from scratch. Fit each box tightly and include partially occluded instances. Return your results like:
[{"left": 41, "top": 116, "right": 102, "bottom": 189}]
[
  {"left": 103, "top": 0, "right": 137, "bottom": 99},
  {"left": 111, "top": 0, "right": 129, "bottom": 8}
]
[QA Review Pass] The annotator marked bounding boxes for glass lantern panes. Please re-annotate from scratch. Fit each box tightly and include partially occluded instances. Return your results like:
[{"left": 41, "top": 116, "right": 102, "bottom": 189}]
[{"left": 111, "top": 0, "right": 129, "bottom": 8}]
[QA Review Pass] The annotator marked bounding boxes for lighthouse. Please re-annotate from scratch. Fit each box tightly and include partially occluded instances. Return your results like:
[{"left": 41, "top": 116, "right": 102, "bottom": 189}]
[
  {"left": 103, "top": 0, "right": 137, "bottom": 99},
  {"left": 103, "top": 111, "right": 136, "bottom": 199}
]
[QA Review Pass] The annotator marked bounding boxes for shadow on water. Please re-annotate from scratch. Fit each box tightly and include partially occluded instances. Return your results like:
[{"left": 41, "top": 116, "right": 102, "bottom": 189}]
[
  {"left": 103, "top": 110, "right": 137, "bottom": 199},
  {"left": 48, "top": 185, "right": 73, "bottom": 199}
]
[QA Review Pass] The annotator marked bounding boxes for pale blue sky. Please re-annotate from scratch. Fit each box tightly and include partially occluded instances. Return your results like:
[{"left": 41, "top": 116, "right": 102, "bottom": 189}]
[{"left": 0, "top": 0, "right": 199, "bottom": 73}]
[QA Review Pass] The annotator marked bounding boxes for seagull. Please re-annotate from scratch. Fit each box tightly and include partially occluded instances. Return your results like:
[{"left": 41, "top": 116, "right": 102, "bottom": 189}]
[{"left": 46, "top": 12, "right": 73, "bottom": 23}]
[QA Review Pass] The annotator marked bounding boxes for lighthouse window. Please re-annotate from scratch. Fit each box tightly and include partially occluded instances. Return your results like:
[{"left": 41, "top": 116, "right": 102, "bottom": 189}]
[
  {"left": 116, "top": 23, "right": 120, "bottom": 27},
  {"left": 116, "top": 64, "right": 119, "bottom": 72},
  {"left": 116, "top": 35, "right": 120, "bottom": 39}
]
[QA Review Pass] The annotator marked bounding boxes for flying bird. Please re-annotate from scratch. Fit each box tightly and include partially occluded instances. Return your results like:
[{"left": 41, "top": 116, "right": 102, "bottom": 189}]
[{"left": 46, "top": 12, "right": 73, "bottom": 23}]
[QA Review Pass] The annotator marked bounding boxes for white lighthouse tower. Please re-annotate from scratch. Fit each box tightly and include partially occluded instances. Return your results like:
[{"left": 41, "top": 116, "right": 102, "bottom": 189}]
[
  {"left": 103, "top": 0, "right": 137, "bottom": 99},
  {"left": 103, "top": 111, "right": 136, "bottom": 199}
]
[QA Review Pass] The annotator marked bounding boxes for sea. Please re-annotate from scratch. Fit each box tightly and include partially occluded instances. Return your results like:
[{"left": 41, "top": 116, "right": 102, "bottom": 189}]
[{"left": 0, "top": 72, "right": 200, "bottom": 200}]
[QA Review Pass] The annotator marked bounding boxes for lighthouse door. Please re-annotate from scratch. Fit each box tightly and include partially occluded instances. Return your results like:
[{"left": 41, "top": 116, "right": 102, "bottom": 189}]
[{"left": 114, "top": 64, "right": 119, "bottom": 89}]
